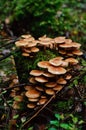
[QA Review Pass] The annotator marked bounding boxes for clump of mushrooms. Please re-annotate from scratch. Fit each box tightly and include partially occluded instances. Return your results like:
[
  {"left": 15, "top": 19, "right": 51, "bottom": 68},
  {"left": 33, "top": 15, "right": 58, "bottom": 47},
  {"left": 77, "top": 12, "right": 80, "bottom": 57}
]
[{"left": 15, "top": 34, "right": 83, "bottom": 109}]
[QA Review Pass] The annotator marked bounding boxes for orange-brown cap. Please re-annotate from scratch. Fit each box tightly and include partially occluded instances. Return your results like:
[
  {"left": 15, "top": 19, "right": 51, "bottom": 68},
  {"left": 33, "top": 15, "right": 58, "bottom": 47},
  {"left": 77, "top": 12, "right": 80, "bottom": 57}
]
[
  {"left": 57, "top": 77, "right": 67, "bottom": 84},
  {"left": 53, "top": 84, "right": 63, "bottom": 91},
  {"left": 45, "top": 89, "right": 55, "bottom": 95},
  {"left": 35, "top": 76, "right": 48, "bottom": 83},
  {"left": 65, "top": 58, "right": 78, "bottom": 65},
  {"left": 37, "top": 61, "right": 51, "bottom": 68},
  {"left": 37, "top": 98, "right": 48, "bottom": 105},
  {"left": 25, "top": 89, "right": 41, "bottom": 98},
  {"left": 54, "top": 36, "right": 65, "bottom": 43},
  {"left": 27, "top": 103, "right": 36, "bottom": 109},
  {"left": 45, "top": 82, "right": 57, "bottom": 88},
  {"left": 72, "top": 49, "right": 83, "bottom": 56},
  {"left": 48, "top": 66, "right": 67, "bottom": 75},
  {"left": 49, "top": 57, "right": 63, "bottom": 66},
  {"left": 30, "top": 70, "right": 43, "bottom": 76}
]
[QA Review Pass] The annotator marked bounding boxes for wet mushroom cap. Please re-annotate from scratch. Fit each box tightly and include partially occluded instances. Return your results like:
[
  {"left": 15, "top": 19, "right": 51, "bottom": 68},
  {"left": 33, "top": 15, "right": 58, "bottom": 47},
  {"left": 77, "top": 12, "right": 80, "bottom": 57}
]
[
  {"left": 37, "top": 61, "right": 51, "bottom": 68},
  {"left": 48, "top": 66, "right": 67, "bottom": 75},
  {"left": 30, "top": 70, "right": 43, "bottom": 76},
  {"left": 25, "top": 89, "right": 41, "bottom": 98},
  {"left": 35, "top": 76, "right": 48, "bottom": 83}
]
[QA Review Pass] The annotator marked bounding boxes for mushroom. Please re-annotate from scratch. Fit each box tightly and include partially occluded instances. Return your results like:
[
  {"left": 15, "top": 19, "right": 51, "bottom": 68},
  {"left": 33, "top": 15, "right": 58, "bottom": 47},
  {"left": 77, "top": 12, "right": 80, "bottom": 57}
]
[
  {"left": 65, "top": 58, "right": 79, "bottom": 65},
  {"left": 57, "top": 77, "right": 67, "bottom": 85},
  {"left": 37, "top": 98, "right": 48, "bottom": 105},
  {"left": 65, "top": 73, "right": 72, "bottom": 80},
  {"left": 48, "top": 66, "right": 67, "bottom": 75},
  {"left": 36, "top": 86, "right": 44, "bottom": 91},
  {"left": 37, "top": 61, "right": 51, "bottom": 68},
  {"left": 22, "top": 52, "right": 30, "bottom": 57},
  {"left": 30, "top": 47, "right": 39, "bottom": 53},
  {"left": 72, "top": 42, "right": 81, "bottom": 48},
  {"left": 15, "top": 40, "right": 29, "bottom": 47},
  {"left": 45, "top": 82, "right": 57, "bottom": 88},
  {"left": 72, "top": 49, "right": 83, "bottom": 56},
  {"left": 54, "top": 36, "right": 65, "bottom": 44},
  {"left": 45, "top": 89, "right": 55, "bottom": 95},
  {"left": 35, "top": 76, "right": 48, "bottom": 83},
  {"left": 28, "top": 98, "right": 39, "bottom": 102},
  {"left": 24, "top": 85, "right": 34, "bottom": 91},
  {"left": 25, "top": 89, "right": 41, "bottom": 98},
  {"left": 42, "top": 71, "right": 54, "bottom": 77},
  {"left": 53, "top": 84, "right": 63, "bottom": 91},
  {"left": 49, "top": 57, "right": 63, "bottom": 66},
  {"left": 29, "top": 77, "right": 37, "bottom": 84},
  {"left": 30, "top": 70, "right": 43, "bottom": 76},
  {"left": 27, "top": 103, "right": 36, "bottom": 109}
]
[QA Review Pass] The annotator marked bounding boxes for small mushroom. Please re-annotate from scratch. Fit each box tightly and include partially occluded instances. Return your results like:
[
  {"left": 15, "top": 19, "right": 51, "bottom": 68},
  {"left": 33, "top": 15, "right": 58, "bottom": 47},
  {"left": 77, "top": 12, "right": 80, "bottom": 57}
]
[
  {"left": 45, "top": 89, "right": 55, "bottom": 95},
  {"left": 37, "top": 98, "right": 48, "bottom": 105},
  {"left": 30, "top": 70, "right": 43, "bottom": 76},
  {"left": 35, "top": 76, "right": 48, "bottom": 83},
  {"left": 22, "top": 52, "right": 30, "bottom": 57},
  {"left": 45, "top": 82, "right": 57, "bottom": 88},
  {"left": 53, "top": 84, "right": 63, "bottom": 91},
  {"left": 42, "top": 71, "right": 54, "bottom": 77},
  {"left": 72, "top": 49, "right": 83, "bottom": 56},
  {"left": 29, "top": 77, "right": 37, "bottom": 84},
  {"left": 25, "top": 89, "right": 41, "bottom": 98},
  {"left": 28, "top": 98, "right": 38, "bottom": 102},
  {"left": 65, "top": 58, "right": 78, "bottom": 65},
  {"left": 37, "top": 61, "right": 51, "bottom": 68},
  {"left": 48, "top": 66, "right": 67, "bottom": 75},
  {"left": 57, "top": 77, "right": 67, "bottom": 85},
  {"left": 49, "top": 57, "right": 63, "bottom": 66},
  {"left": 54, "top": 36, "right": 65, "bottom": 44},
  {"left": 65, "top": 73, "right": 72, "bottom": 80},
  {"left": 27, "top": 103, "right": 36, "bottom": 109},
  {"left": 36, "top": 86, "right": 44, "bottom": 91}
]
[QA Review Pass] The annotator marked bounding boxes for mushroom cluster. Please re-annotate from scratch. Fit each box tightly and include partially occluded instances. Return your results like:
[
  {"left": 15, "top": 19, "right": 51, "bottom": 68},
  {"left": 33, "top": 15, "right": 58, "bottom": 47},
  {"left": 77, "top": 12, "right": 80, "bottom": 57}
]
[
  {"left": 25, "top": 55, "right": 79, "bottom": 109},
  {"left": 15, "top": 34, "right": 83, "bottom": 109},
  {"left": 15, "top": 34, "right": 39, "bottom": 58}
]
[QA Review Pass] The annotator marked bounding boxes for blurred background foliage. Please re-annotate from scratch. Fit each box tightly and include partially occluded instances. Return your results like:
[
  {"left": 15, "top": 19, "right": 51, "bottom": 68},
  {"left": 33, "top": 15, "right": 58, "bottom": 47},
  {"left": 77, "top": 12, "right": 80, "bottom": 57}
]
[{"left": 0, "top": 0, "right": 86, "bottom": 48}]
